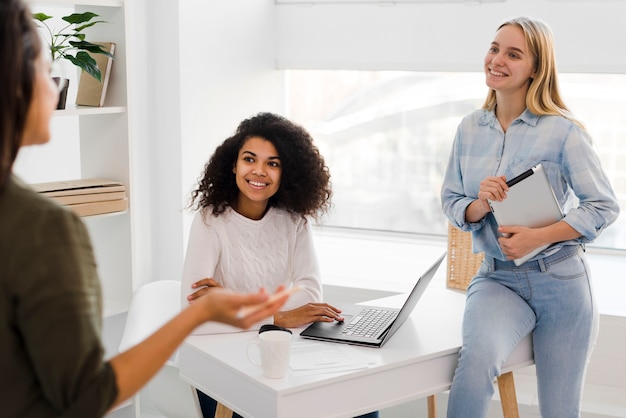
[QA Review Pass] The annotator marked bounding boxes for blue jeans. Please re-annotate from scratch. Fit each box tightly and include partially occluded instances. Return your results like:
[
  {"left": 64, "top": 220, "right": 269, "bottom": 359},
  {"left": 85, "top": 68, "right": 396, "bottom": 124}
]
[
  {"left": 197, "top": 390, "right": 379, "bottom": 418},
  {"left": 447, "top": 245, "right": 598, "bottom": 418}
]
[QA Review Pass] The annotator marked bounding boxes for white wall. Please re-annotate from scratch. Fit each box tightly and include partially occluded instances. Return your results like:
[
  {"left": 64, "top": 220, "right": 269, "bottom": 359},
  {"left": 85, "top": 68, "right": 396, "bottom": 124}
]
[
  {"left": 129, "top": 0, "right": 283, "bottom": 283},
  {"left": 275, "top": 0, "right": 626, "bottom": 73},
  {"left": 178, "top": 0, "right": 284, "bottom": 253},
  {"left": 124, "top": 0, "right": 185, "bottom": 287}
]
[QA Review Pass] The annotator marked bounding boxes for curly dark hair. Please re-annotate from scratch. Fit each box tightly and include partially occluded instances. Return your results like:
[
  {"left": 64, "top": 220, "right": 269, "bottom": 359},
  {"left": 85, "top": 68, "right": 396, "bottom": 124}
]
[{"left": 189, "top": 112, "right": 332, "bottom": 220}]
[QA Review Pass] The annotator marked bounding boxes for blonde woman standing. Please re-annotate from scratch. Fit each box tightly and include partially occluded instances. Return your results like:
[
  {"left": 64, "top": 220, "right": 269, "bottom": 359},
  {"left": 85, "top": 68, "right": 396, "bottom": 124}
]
[{"left": 441, "top": 17, "right": 619, "bottom": 418}]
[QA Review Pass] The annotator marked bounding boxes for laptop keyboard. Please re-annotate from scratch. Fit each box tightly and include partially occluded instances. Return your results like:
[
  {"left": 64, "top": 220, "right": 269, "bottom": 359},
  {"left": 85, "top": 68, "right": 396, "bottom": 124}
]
[{"left": 340, "top": 308, "right": 397, "bottom": 338}]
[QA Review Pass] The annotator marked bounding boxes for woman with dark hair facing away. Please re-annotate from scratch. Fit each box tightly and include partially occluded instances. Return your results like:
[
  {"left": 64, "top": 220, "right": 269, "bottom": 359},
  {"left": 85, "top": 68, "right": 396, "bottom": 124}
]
[
  {"left": 182, "top": 112, "right": 379, "bottom": 418},
  {"left": 441, "top": 16, "right": 619, "bottom": 418},
  {"left": 0, "top": 0, "right": 289, "bottom": 416}
]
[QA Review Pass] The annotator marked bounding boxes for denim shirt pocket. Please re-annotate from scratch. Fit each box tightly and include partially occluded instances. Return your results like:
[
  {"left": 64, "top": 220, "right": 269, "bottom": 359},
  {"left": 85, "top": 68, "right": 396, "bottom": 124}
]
[
  {"left": 504, "top": 158, "right": 537, "bottom": 181},
  {"left": 537, "top": 160, "right": 568, "bottom": 203}
]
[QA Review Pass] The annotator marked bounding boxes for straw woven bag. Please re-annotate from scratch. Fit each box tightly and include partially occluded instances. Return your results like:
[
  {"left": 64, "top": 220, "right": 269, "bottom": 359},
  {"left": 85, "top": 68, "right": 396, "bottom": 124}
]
[{"left": 446, "top": 223, "right": 484, "bottom": 291}]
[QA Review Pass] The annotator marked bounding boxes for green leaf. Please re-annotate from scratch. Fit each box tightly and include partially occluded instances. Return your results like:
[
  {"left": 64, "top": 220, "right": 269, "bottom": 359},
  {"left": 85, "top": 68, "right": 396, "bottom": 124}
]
[
  {"left": 32, "top": 12, "right": 53, "bottom": 22},
  {"left": 50, "top": 45, "right": 67, "bottom": 55},
  {"left": 70, "top": 34, "right": 87, "bottom": 42},
  {"left": 74, "top": 21, "right": 107, "bottom": 33},
  {"left": 52, "top": 33, "right": 78, "bottom": 43},
  {"left": 62, "top": 12, "right": 99, "bottom": 25},
  {"left": 65, "top": 51, "right": 102, "bottom": 82},
  {"left": 68, "top": 41, "right": 115, "bottom": 58}
]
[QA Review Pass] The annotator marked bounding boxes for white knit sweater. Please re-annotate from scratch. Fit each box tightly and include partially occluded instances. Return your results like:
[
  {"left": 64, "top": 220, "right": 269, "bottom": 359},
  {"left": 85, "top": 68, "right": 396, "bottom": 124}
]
[{"left": 181, "top": 206, "right": 323, "bottom": 334}]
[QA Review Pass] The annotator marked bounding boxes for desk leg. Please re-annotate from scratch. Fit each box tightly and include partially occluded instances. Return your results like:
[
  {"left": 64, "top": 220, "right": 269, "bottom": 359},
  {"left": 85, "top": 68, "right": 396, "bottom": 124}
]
[
  {"left": 215, "top": 403, "right": 233, "bottom": 418},
  {"left": 497, "top": 372, "right": 519, "bottom": 418},
  {"left": 427, "top": 395, "right": 437, "bottom": 418}
]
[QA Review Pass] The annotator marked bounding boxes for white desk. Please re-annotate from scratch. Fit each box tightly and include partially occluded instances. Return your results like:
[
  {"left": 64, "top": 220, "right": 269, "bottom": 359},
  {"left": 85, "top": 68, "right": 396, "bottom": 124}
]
[{"left": 179, "top": 285, "right": 533, "bottom": 418}]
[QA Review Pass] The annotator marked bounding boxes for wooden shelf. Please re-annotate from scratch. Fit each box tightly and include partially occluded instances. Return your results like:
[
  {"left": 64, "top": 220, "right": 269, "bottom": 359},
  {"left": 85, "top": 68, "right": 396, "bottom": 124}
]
[
  {"left": 80, "top": 209, "right": 128, "bottom": 219},
  {"left": 26, "top": 0, "right": 123, "bottom": 7},
  {"left": 54, "top": 105, "right": 126, "bottom": 117}
]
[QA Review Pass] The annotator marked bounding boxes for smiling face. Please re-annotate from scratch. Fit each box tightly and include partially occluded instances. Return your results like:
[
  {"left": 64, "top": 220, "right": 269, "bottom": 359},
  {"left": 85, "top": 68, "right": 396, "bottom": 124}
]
[
  {"left": 232, "top": 136, "right": 282, "bottom": 219},
  {"left": 484, "top": 24, "right": 536, "bottom": 97}
]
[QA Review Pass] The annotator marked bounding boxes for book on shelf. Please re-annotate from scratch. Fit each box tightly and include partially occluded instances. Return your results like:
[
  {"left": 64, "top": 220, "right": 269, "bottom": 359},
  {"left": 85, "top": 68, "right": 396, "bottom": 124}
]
[
  {"left": 49, "top": 189, "right": 126, "bottom": 205},
  {"left": 66, "top": 197, "right": 129, "bottom": 217},
  {"left": 31, "top": 178, "right": 128, "bottom": 217},
  {"left": 75, "top": 42, "right": 116, "bottom": 107}
]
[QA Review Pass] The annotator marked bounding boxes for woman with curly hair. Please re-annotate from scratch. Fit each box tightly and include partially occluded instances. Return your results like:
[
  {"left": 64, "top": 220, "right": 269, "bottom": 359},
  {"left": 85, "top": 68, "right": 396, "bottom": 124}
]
[
  {"left": 189, "top": 112, "right": 333, "bottom": 221},
  {"left": 181, "top": 113, "right": 381, "bottom": 418},
  {"left": 181, "top": 112, "right": 341, "bottom": 331}
]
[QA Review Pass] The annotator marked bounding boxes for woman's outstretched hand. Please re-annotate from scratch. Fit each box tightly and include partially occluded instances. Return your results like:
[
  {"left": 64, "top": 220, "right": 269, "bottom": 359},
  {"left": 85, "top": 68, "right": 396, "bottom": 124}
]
[{"left": 196, "top": 285, "right": 290, "bottom": 329}]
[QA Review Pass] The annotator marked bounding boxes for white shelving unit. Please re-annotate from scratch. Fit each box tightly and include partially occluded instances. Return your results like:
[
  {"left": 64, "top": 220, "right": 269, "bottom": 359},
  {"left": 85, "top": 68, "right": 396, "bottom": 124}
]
[{"left": 23, "top": 0, "right": 139, "bottom": 416}]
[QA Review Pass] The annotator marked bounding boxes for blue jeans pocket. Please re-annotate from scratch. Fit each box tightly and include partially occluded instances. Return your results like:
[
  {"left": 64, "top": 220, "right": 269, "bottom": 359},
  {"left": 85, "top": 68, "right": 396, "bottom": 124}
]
[{"left": 545, "top": 253, "right": 586, "bottom": 281}]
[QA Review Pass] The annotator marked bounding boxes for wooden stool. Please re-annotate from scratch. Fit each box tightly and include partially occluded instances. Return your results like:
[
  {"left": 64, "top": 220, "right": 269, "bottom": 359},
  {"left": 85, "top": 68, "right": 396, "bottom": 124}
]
[{"left": 214, "top": 403, "right": 233, "bottom": 418}]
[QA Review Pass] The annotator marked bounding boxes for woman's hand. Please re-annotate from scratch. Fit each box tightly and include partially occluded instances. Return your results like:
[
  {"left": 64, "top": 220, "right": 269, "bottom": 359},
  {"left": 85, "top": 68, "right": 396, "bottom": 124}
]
[
  {"left": 498, "top": 221, "right": 581, "bottom": 261},
  {"left": 466, "top": 175, "right": 508, "bottom": 223},
  {"left": 274, "top": 303, "right": 344, "bottom": 328},
  {"left": 187, "top": 278, "right": 222, "bottom": 303},
  {"left": 478, "top": 175, "right": 509, "bottom": 203},
  {"left": 196, "top": 286, "right": 290, "bottom": 329},
  {"left": 498, "top": 226, "right": 540, "bottom": 260}
]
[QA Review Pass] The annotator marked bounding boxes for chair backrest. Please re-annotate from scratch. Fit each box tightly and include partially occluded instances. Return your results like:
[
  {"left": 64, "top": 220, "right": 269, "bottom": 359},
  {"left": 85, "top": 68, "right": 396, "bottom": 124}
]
[
  {"left": 119, "top": 280, "right": 200, "bottom": 418},
  {"left": 446, "top": 223, "right": 484, "bottom": 292},
  {"left": 119, "top": 280, "right": 182, "bottom": 356}
]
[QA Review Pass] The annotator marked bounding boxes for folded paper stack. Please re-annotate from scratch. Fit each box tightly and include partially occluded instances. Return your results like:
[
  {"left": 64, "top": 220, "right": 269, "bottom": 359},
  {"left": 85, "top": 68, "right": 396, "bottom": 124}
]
[{"left": 31, "top": 178, "right": 128, "bottom": 217}]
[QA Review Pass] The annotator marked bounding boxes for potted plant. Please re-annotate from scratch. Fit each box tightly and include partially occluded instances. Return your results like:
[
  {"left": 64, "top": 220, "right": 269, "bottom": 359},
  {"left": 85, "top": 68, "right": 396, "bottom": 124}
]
[{"left": 33, "top": 11, "right": 115, "bottom": 109}]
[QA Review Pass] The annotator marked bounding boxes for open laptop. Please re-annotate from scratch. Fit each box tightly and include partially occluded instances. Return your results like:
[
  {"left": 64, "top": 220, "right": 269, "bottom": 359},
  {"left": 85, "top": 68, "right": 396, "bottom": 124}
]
[
  {"left": 488, "top": 163, "right": 564, "bottom": 266},
  {"left": 300, "top": 252, "right": 446, "bottom": 347}
]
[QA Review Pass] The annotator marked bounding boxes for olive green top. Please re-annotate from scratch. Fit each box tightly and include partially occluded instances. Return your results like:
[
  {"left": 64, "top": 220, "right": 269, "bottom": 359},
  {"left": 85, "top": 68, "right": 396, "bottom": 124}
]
[{"left": 0, "top": 177, "right": 117, "bottom": 417}]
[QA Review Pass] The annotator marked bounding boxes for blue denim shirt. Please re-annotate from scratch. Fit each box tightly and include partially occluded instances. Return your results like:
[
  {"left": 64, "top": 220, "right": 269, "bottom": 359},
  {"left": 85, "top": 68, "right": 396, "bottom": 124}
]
[{"left": 441, "top": 108, "right": 620, "bottom": 261}]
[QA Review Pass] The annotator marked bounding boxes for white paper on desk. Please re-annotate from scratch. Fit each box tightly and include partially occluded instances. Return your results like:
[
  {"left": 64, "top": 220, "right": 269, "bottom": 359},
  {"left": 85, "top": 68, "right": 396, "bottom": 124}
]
[{"left": 289, "top": 340, "right": 378, "bottom": 375}]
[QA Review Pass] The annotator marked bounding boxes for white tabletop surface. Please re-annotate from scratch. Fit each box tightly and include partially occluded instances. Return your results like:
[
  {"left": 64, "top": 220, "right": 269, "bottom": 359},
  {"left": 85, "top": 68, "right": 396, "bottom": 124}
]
[{"left": 179, "top": 282, "right": 533, "bottom": 418}]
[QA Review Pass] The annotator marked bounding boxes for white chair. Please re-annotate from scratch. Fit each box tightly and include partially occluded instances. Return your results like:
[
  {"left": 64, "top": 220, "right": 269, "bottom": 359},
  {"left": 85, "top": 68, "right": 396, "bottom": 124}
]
[{"left": 119, "top": 280, "right": 201, "bottom": 418}]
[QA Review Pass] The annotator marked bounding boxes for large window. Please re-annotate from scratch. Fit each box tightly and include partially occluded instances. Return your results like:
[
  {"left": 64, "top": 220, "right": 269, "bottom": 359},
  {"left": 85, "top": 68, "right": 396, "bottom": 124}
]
[{"left": 285, "top": 70, "right": 626, "bottom": 250}]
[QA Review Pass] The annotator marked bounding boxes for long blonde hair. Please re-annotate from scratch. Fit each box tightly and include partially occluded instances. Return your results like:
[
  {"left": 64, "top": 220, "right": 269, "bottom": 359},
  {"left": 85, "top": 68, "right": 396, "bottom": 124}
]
[{"left": 482, "top": 16, "right": 583, "bottom": 128}]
